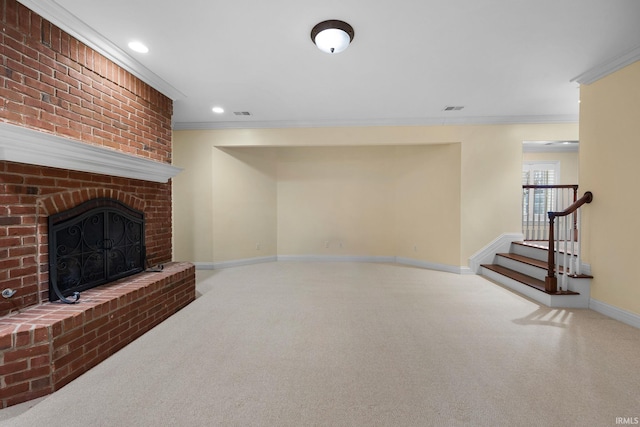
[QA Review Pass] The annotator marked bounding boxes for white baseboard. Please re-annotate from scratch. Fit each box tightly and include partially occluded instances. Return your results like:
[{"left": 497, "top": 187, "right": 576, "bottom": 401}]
[
  {"left": 589, "top": 298, "right": 640, "bottom": 329},
  {"left": 468, "top": 233, "right": 524, "bottom": 273},
  {"left": 279, "top": 254, "right": 465, "bottom": 274},
  {"left": 395, "top": 257, "right": 472, "bottom": 275},
  {"left": 193, "top": 256, "right": 277, "bottom": 270},
  {"left": 194, "top": 254, "right": 468, "bottom": 275},
  {"left": 277, "top": 255, "right": 396, "bottom": 263}
]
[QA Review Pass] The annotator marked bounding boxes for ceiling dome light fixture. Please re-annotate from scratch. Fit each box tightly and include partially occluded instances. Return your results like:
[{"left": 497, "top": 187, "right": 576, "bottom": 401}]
[{"left": 311, "top": 20, "right": 355, "bottom": 54}]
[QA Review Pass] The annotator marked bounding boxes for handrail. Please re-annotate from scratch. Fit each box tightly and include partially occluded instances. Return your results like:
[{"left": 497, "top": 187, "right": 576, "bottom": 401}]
[
  {"left": 545, "top": 191, "right": 593, "bottom": 292},
  {"left": 522, "top": 184, "right": 578, "bottom": 190},
  {"left": 548, "top": 191, "right": 593, "bottom": 219}
]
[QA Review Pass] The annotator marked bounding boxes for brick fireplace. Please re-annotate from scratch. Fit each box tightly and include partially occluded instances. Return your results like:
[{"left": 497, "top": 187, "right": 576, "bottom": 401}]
[
  {"left": 0, "top": 161, "right": 179, "bottom": 315},
  {"left": 0, "top": 0, "right": 195, "bottom": 408}
]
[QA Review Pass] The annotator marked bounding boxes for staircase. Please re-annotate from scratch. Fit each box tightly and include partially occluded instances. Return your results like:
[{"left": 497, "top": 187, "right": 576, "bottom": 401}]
[{"left": 481, "top": 241, "right": 592, "bottom": 308}]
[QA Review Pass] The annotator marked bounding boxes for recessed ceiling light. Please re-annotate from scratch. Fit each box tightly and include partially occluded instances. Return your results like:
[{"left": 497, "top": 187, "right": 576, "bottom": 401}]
[
  {"left": 128, "top": 41, "right": 149, "bottom": 53},
  {"left": 212, "top": 106, "right": 224, "bottom": 114}
]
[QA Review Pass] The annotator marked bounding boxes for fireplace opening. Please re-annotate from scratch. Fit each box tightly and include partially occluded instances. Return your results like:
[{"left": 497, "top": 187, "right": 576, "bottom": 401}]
[{"left": 48, "top": 198, "right": 146, "bottom": 303}]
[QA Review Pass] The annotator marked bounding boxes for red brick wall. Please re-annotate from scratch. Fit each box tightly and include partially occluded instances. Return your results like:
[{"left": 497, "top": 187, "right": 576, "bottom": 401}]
[
  {"left": 0, "top": 0, "right": 175, "bottom": 317},
  {"left": 0, "top": 0, "right": 173, "bottom": 162}
]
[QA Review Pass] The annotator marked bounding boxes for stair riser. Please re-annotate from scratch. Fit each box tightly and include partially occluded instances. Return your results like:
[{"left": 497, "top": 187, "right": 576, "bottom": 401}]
[
  {"left": 482, "top": 267, "right": 547, "bottom": 304},
  {"left": 511, "top": 244, "right": 576, "bottom": 269},
  {"left": 559, "top": 276, "right": 592, "bottom": 295},
  {"left": 511, "top": 244, "right": 547, "bottom": 261},
  {"left": 495, "top": 256, "right": 547, "bottom": 281},
  {"left": 481, "top": 267, "right": 590, "bottom": 308},
  {"left": 495, "top": 254, "right": 588, "bottom": 287}
]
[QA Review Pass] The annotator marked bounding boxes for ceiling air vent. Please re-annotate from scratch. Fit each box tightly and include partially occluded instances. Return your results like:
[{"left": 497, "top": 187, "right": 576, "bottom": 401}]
[
  {"left": 443, "top": 106, "right": 464, "bottom": 111},
  {"left": 233, "top": 111, "right": 251, "bottom": 116}
]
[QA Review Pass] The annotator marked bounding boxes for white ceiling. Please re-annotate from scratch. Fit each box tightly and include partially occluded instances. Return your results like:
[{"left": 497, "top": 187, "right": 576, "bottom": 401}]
[{"left": 18, "top": 0, "right": 640, "bottom": 130}]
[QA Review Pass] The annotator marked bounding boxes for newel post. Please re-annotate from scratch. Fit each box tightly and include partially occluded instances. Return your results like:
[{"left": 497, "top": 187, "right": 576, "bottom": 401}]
[{"left": 545, "top": 212, "right": 558, "bottom": 293}]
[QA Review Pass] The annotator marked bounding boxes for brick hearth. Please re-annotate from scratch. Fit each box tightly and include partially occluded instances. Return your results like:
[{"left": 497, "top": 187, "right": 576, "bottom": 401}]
[{"left": 0, "top": 262, "right": 195, "bottom": 408}]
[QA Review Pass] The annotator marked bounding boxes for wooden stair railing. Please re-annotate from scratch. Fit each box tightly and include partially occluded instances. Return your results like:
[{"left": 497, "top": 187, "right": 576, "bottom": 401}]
[
  {"left": 522, "top": 184, "right": 578, "bottom": 241},
  {"left": 545, "top": 191, "right": 593, "bottom": 293}
]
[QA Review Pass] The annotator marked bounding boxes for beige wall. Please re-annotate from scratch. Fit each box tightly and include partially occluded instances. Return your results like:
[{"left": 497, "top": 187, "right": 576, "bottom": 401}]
[
  {"left": 173, "top": 131, "right": 214, "bottom": 262},
  {"left": 394, "top": 144, "right": 461, "bottom": 264},
  {"left": 212, "top": 147, "right": 278, "bottom": 261},
  {"left": 580, "top": 60, "right": 640, "bottom": 315},
  {"left": 276, "top": 144, "right": 461, "bottom": 265},
  {"left": 276, "top": 146, "right": 399, "bottom": 258},
  {"left": 523, "top": 150, "right": 579, "bottom": 185},
  {"left": 172, "top": 132, "right": 278, "bottom": 263},
  {"left": 173, "top": 123, "right": 577, "bottom": 268}
]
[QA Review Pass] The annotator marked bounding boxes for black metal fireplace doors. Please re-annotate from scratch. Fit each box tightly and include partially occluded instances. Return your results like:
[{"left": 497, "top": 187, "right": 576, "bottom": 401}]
[{"left": 48, "top": 198, "right": 145, "bottom": 303}]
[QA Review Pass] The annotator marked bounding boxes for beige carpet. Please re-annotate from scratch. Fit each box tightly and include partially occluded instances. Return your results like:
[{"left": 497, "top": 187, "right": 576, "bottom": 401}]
[{"left": 1, "top": 262, "right": 639, "bottom": 426}]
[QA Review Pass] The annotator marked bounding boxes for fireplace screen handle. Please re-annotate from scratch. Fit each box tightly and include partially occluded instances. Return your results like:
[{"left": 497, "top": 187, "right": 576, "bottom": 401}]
[
  {"left": 49, "top": 261, "right": 81, "bottom": 304},
  {"left": 52, "top": 288, "right": 80, "bottom": 305}
]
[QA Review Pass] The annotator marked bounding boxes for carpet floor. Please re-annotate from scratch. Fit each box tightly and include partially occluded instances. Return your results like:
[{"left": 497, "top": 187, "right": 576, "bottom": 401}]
[{"left": 0, "top": 261, "right": 638, "bottom": 426}]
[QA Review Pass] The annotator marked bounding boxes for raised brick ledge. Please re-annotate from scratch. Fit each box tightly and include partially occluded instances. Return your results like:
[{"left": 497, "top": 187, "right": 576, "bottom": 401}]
[{"left": 0, "top": 262, "right": 195, "bottom": 409}]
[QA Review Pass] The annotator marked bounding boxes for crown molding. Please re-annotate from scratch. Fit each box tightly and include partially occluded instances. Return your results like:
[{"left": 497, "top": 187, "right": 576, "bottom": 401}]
[
  {"left": 0, "top": 122, "right": 182, "bottom": 183},
  {"left": 571, "top": 44, "right": 640, "bottom": 85},
  {"left": 522, "top": 142, "right": 579, "bottom": 153},
  {"left": 173, "top": 114, "right": 579, "bottom": 130},
  {"left": 16, "top": 0, "right": 185, "bottom": 100}
]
